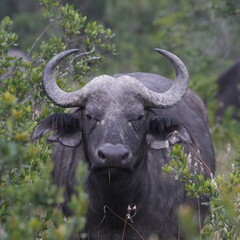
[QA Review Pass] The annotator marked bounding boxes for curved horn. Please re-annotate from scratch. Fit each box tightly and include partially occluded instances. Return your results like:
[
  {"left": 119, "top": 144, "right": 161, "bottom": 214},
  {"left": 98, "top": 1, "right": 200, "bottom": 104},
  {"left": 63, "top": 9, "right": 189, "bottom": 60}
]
[
  {"left": 43, "top": 48, "right": 189, "bottom": 109},
  {"left": 143, "top": 48, "right": 189, "bottom": 108},
  {"left": 42, "top": 49, "right": 118, "bottom": 108},
  {"left": 42, "top": 49, "right": 86, "bottom": 107}
]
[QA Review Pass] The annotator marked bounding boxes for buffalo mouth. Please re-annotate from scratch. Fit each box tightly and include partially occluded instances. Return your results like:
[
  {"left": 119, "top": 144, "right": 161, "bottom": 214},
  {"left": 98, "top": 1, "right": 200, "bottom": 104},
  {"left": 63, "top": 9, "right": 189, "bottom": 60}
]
[
  {"left": 91, "top": 166, "right": 133, "bottom": 180},
  {"left": 93, "top": 166, "right": 133, "bottom": 173}
]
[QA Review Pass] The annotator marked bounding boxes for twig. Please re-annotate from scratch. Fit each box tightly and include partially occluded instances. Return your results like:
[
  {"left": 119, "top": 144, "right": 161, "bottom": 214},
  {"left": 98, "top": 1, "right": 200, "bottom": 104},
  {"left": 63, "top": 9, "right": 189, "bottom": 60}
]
[
  {"left": 27, "top": 20, "right": 54, "bottom": 57},
  {"left": 104, "top": 205, "right": 144, "bottom": 240},
  {"left": 185, "top": 142, "right": 214, "bottom": 179},
  {"left": 198, "top": 199, "right": 202, "bottom": 240},
  {"left": 178, "top": 224, "right": 181, "bottom": 240},
  {"left": 59, "top": 56, "right": 101, "bottom": 78},
  {"left": 69, "top": 47, "right": 96, "bottom": 65},
  {"left": 121, "top": 219, "right": 127, "bottom": 240},
  {"left": 108, "top": 169, "right": 111, "bottom": 183}
]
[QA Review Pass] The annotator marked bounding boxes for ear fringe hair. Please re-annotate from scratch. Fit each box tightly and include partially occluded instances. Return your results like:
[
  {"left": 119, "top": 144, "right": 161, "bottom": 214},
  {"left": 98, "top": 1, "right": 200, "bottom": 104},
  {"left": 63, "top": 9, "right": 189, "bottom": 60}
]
[
  {"left": 149, "top": 115, "right": 178, "bottom": 134},
  {"left": 48, "top": 113, "right": 80, "bottom": 131}
]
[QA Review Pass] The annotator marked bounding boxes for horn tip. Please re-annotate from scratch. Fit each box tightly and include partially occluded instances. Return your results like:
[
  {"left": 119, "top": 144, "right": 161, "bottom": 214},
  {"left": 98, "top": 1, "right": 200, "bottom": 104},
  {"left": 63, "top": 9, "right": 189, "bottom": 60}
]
[
  {"left": 154, "top": 48, "right": 167, "bottom": 54},
  {"left": 69, "top": 49, "right": 80, "bottom": 54}
]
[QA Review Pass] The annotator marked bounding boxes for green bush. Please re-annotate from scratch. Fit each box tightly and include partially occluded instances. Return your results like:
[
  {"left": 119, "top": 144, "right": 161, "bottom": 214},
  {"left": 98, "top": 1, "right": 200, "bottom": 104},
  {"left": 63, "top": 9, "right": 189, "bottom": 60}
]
[
  {"left": 0, "top": 1, "right": 115, "bottom": 239},
  {"left": 163, "top": 145, "right": 240, "bottom": 240}
]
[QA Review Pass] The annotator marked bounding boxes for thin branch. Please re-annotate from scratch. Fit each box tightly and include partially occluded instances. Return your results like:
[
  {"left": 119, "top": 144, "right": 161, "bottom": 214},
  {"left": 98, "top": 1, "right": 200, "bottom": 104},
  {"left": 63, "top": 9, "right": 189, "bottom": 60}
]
[
  {"left": 198, "top": 198, "right": 202, "bottom": 240},
  {"left": 76, "top": 56, "right": 101, "bottom": 64},
  {"left": 27, "top": 20, "right": 54, "bottom": 57},
  {"left": 184, "top": 142, "right": 214, "bottom": 179},
  {"left": 104, "top": 205, "right": 144, "bottom": 240},
  {"left": 59, "top": 56, "right": 101, "bottom": 78},
  {"left": 69, "top": 46, "right": 96, "bottom": 65},
  {"left": 121, "top": 220, "right": 127, "bottom": 240}
]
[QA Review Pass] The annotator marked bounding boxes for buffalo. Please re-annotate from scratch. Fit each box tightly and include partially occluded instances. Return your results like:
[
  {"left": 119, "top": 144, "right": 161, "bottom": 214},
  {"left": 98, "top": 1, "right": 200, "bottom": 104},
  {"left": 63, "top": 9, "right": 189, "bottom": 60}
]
[
  {"left": 216, "top": 58, "right": 240, "bottom": 121},
  {"left": 31, "top": 49, "right": 215, "bottom": 240}
]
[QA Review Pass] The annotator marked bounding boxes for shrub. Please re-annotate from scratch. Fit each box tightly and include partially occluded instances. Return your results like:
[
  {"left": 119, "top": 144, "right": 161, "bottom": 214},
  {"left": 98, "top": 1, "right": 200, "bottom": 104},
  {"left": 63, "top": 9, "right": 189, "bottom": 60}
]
[
  {"left": 0, "top": 0, "right": 115, "bottom": 239},
  {"left": 163, "top": 145, "right": 240, "bottom": 240}
]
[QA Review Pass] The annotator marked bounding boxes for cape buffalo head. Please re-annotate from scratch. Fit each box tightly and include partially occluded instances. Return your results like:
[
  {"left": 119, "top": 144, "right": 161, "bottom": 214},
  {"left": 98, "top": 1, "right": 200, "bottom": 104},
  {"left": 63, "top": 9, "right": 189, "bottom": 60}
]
[{"left": 31, "top": 49, "right": 189, "bottom": 179}]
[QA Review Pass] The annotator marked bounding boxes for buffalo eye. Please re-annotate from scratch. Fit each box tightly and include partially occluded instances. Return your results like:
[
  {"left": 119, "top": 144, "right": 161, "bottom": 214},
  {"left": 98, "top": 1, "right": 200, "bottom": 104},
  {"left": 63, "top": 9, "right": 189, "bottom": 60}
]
[
  {"left": 128, "top": 112, "right": 145, "bottom": 123},
  {"left": 137, "top": 114, "right": 144, "bottom": 121},
  {"left": 85, "top": 113, "right": 93, "bottom": 120}
]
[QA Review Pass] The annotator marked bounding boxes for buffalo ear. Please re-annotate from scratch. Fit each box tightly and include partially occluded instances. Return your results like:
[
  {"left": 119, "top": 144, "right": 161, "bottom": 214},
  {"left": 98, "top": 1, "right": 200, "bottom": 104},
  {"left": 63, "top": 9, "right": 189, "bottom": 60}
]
[
  {"left": 31, "top": 113, "right": 82, "bottom": 147},
  {"left": 147, "top": 115, "right": 192, "bottom": 150}
]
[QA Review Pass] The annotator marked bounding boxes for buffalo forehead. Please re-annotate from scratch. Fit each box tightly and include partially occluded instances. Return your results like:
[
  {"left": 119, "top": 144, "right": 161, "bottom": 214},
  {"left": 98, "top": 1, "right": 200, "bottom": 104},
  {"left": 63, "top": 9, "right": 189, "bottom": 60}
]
[
  {"left": 86, "top": 75, "right": 144, "bottom": 99},
  {"left": 85, "top": 85, "right": 144, "bottom": 117}
]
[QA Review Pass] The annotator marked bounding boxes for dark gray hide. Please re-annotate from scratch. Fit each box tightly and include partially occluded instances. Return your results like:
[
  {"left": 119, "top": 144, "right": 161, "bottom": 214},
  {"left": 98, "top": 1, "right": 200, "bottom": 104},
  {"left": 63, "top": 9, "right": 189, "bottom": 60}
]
[
  {"left": 31, "top": 52, "right": 215, "bottom": 240},
  {"left": 216, "top": 58, "right": 240, "bottom": 121}
]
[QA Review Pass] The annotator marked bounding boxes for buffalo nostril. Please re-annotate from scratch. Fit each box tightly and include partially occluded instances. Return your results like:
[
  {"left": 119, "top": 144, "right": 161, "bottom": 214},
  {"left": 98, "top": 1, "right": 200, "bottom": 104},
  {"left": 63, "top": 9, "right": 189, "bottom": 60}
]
[
  {"left": 94, "top": 144, "right": 132, "bottom": 170},
  {"left": 97, "top": 144, "right": 130, "bottom": 162},
  {"left": 98, "top": 151, "right": 105, "bottom": 159}
]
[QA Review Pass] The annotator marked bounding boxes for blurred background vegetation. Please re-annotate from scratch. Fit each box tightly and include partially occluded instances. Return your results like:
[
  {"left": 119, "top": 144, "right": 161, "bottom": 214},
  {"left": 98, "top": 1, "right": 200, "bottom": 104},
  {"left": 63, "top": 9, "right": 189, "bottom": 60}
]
[{"left": 0, "top": 0, "right": 239, "bottom": 239}]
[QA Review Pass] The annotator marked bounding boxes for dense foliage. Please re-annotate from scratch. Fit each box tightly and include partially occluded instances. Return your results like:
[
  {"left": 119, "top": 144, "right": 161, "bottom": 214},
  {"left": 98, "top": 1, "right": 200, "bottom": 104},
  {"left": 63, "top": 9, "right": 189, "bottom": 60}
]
[
  {"left": 163, "top": 145, "right": 240, "bottom": 239},
  {"left": 0, "top": 1, "right": 115, "bottom": 239},
  {"left": 0, "top": 0, "right": 239, "bottom": 239}
]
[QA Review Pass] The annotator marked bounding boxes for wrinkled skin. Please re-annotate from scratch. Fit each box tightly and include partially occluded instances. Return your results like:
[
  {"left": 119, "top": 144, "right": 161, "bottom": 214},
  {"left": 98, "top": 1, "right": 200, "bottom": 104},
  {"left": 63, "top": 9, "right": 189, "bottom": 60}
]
[{"left": 32, "top": 73, "right": 215, "bottom": 240}]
